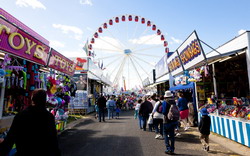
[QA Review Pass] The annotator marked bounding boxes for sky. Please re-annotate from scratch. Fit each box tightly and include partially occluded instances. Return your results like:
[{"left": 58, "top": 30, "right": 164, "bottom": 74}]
[{"left": 1, "top": 0, "right": 250, "bottom": 90}]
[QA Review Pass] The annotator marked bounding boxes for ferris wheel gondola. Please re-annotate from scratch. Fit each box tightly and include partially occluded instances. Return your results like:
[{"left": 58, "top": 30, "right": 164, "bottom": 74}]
[{"left": 86, "top": 14, "right": 169, "bottom": 90}]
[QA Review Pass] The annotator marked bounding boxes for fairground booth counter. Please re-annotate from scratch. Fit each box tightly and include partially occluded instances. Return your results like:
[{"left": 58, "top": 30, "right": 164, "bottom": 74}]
[
  {"left": 0, "top": 8, "right": 77, "bottom": 136},
  {"left": 69, "top": 57, "right": 112, "bottom": 115},
  {"left": 154, "top": 30, "right": 250, "bottom": 147}
]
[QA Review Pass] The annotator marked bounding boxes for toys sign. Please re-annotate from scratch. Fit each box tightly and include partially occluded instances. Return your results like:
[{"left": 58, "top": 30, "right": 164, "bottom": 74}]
[
  {"left": 47, "top": 49, "right": 76, "bottom": 76},
  {"left": 0, "top": 18, "right": 49, "bottom": 65}
]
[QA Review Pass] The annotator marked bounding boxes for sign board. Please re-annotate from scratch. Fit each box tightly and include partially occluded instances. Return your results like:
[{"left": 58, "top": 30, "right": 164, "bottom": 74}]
[
  {"left": 155, "top": 54, "right": 168, "bottom": 79},
  {"left": 0, "top": 17, "right": 49, "bottom": 65},
  {"left": 177, "top": 31, "right": 205, "bottom": 70},
  {"left": 47, "top": 49, "right": 76, "bottom": 76},
  {"left": 167, "top": 51, "right": 183, "bottom": 76},
  {"left": 73, "top": 73, "right": 88, "bottom": 91}
]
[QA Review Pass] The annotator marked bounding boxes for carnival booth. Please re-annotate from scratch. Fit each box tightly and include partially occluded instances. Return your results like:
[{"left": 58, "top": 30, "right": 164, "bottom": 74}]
[
  {"left": 198, "top": 31, "right": 250, "bottom": 147},
  {"left": 0, "top": 9, "right": 77, "bottom": 136}
]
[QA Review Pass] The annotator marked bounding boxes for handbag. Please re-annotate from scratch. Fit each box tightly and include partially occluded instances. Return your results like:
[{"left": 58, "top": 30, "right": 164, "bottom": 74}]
[{"left": 147, "top": 114, "right": 153, "bottom": 124}]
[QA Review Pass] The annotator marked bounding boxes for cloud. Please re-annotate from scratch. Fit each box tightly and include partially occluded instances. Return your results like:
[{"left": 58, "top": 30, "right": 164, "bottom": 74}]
[
  {"left": 60, "top": 50, "right": 87, "bottom": 57},
  {"left": 129, "top": 34, "right": 162, "bottom": 45},
  {"left": 49, "top": 40, "right": 65, "bottom": 48},
  {"left": 86, "top": 27, "right": 93, "bottom": 32},
  {"left": 52, "top": 24, "right": 83, "bottom": 40},
  {"left": 238, "top": 29, "right": 246, "bottom": 35},
  {"left": 16, "top": 0, "right": 46, "bottom": 9},
  {"left": 79, "top": 0, "right": 93, "bottom": 6},
  {"left": 170, "top": 37, "right": 182, "bottom": 44}
]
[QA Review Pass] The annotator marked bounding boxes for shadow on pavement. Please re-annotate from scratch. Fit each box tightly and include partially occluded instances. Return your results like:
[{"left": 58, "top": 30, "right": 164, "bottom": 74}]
[{"left": 58, "top": 128, "right": 144, "bottom": 156}]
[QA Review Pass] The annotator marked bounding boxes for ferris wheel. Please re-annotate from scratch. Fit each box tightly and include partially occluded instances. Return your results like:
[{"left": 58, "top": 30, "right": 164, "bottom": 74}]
[{"left": 87, "top": 14, "right": 169, "bottom": 90}]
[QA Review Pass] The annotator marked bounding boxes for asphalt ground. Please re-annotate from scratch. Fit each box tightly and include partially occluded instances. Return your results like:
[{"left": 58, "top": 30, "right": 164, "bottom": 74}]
[{"left": 58, "top": 110, "right": 249, "bottom": 156}]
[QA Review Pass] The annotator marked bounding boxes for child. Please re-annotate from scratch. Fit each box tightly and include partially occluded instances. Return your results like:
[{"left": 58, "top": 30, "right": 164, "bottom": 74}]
[
  {"left": 115, "top": 106, "right": 121, "bottom": 119},
  {"left": 95, "top": 104, "right": 99, "bottom": 119},
  {"left": 199, "top": 108, "right": 211, "bottom": 151}
]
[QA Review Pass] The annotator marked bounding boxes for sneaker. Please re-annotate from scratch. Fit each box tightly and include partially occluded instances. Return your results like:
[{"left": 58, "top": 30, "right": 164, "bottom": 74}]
[
  {"left": 165, "top": 150, "right": 174, "bottom": 155},
  {"left": 202, "top": 146, "right": 206, "bottom": 151},
  {"left": 157, "top": 135, "right": 164, "bottom": 140},
  {"left": 184, "top": 127, "right": 190, "bottom": 131},
  {"left": 206, "top": 146, "right": 209, "bottom": 151},
  {"left": 155, "top": 134, "right": 161, "bottom": 139},
  {"left": 175, "top": 133, "right": 181, "bottom": 137}
]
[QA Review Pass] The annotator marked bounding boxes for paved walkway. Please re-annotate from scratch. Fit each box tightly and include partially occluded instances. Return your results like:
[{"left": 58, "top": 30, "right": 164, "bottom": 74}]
[{"left": 58, "top": 110, "right": 249, "bottom": 156}]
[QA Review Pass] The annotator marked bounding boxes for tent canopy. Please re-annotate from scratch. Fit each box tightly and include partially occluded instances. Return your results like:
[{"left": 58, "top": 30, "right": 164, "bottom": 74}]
[{"left": 169, "top": 82, "right": 195, "bottom": 91}]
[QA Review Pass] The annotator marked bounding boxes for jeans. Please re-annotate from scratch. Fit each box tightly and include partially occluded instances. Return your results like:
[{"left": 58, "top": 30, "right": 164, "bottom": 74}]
[
  {"left": 134, "top": 110, "right": 138, "bottom": 119},
  {"left": 98, "top": 108, "right": 105, "bottom": 122},
  {"left": 164, "top": 121, "right": 178, "bottom": 152},
  {"left": 107, "top": 107, "right": 114, "bottom": 119},
  {"left": 142, "top": 115, "right": 149, "bottom": 131},
  {"left": 154, "top": 118, "right": 163, "bottom": 135},
  {"left": 138, "top": 115, "right": 143, "bottom": 129}
]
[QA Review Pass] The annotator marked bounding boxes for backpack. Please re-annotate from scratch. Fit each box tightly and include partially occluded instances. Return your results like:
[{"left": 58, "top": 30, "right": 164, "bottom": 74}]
[
  {"left": 167, "top": 104, "right": 180, "bottom": 121},
  {"left": 156, "top": 102, "right": 163, "bottom": 113}
]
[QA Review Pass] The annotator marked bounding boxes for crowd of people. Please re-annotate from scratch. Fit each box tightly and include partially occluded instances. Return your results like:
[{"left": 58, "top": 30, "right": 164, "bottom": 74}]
[
  {"left": 133, "top": 90, "right": 210, "bottom": 155},
  {"left": 94, "top": 91, "right": 211, "bottom": 155}
]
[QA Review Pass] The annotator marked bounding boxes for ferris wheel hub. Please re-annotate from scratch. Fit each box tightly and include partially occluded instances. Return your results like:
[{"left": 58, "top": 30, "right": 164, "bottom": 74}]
[{"left": 124, "top": 49, "right": 132, "bottom": 55}]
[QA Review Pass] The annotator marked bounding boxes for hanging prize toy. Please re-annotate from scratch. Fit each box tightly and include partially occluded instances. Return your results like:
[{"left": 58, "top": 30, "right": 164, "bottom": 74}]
[{"left": 0, "top": 69, "right": 6, "bottom": 83}]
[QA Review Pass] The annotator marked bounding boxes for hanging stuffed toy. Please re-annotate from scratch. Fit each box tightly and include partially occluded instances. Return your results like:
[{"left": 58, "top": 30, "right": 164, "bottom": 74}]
[{"left": 0, "top": 69, "right": 6, "bottom": 83}]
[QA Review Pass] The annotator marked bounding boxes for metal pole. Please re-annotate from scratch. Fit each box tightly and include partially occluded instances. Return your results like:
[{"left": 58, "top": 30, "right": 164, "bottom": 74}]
[
  {"left": 212, "top": 64, "right": 218, "bottom": 97},
  {"left": 0, "top": 81, "right": 5, "bottom": 119}
]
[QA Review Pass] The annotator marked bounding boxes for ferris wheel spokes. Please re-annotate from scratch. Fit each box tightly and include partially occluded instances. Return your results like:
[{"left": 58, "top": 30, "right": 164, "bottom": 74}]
[
  {"left": 104, "top": 55, "right": 124, "bottom": 68},
  {"left": 130, "top": 55, "right": 150, "bottom": 77},
  {"left": 93, "top": 48, "right": 123, "bottom": 53},
  {"left": 132, "top": 53, "right": 162, "bottom": 58},
  {"left": 128, "top": 55, "right": 143, "bottom": 84},
  {"left": 113, "top": 56, "right": 127, "bottom": 85},
  {"left": 133, "top": 44, "right": 163, "bottom": 53},
  {"left": 131, "top": 34, "right": 159, "bottom": 52},
  {"left": 131, "top": 54, "right": 155, "bottom": 67},
  {"left": 98, "top": 37, "right": 124, "bottom": 52},
  {"left": 105, "top": 28, "right": 126, "bottom": 49}
]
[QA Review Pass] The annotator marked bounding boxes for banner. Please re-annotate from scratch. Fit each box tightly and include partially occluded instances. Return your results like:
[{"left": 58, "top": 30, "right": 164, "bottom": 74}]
[
  {"left": 177, "top": 31, "right": 205, "bottom": 70},
  {"left": 47, "top": 49, "right": 76, "bottom": 76},
  {"left": 0, "top": 17, "right": 49, "bottom": 66},
  {"left": 167, "top": 51, "right": 183, "bottom": 76},
  {"left": 155, "top": 54, "right": 168, "bottom": 79}
]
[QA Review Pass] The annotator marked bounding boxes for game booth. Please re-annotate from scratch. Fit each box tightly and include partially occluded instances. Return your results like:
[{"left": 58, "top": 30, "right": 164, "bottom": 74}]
[{"left": 155, "top": 30, "right": 250, "bottom": 147}]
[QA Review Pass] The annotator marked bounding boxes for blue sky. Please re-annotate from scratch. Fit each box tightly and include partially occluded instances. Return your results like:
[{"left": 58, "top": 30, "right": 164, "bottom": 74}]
[{"left": 1, "top": 0, "right": 250, "bottom": 89}]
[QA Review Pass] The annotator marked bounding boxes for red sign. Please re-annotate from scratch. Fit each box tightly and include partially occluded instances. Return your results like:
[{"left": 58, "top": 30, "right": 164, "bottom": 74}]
[
  {"left": 48, "top": 49, "right": 76, "bottom": 76},
  {"left": 0, "top": 17, "right": 49, "bottom": 65}
]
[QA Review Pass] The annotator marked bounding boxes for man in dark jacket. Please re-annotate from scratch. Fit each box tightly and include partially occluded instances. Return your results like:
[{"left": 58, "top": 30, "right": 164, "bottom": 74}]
[
  {"left": 199, "top": 108, "right": 211, "bottom": 152},
  {"left": 0, "top": 89, "right": 61, "bottom": 156},
  {"left": 139, "top": 96, "right": 153, "bottom": 131},
  {"left": 97, "top": 94, "right": 107, "bottom": 122}
]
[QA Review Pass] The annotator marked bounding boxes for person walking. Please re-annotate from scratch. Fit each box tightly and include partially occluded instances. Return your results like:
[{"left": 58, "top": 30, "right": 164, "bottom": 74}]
[
  {"left": 199, "top": 108, "right": 211, "bottom": 152},
  {"left": 177, "top": 92, "right": 189, "bottom": 131},
  {"left": 0, "top": 89, "right": 61, "bottom": 156},
  {"left": 162, "top": 90, "right": 179, "bottom": 155},
  {"left": 106, "top": 96, "right": 116, "bottom": 119},
  {"left": 135, "top": 99, "right": 143, "bottom": 129},
  {"left": 97, "top": 94, "right": 107, "bottom": 122},
  {"left": 152, "top": 96, "right": 164, "bottom": 140},
  {"left": 139, "top": 96, "right": 153, "bottom": 131}
]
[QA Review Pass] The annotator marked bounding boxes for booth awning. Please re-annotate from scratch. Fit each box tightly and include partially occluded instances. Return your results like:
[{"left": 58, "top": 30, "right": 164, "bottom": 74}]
[{"left": 169, "top": 82, "right": 195, "bottom": 91}]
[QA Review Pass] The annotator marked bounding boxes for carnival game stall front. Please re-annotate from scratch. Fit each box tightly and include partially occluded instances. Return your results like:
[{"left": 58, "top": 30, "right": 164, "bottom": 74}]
[{"left": 193, "top": 31, "right": 250, "bottom": 147}]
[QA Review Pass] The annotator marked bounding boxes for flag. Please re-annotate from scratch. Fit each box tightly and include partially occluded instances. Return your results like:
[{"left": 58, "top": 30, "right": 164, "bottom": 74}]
[{"left": 83, "top": 40, "right": 89, "bottom": 56}]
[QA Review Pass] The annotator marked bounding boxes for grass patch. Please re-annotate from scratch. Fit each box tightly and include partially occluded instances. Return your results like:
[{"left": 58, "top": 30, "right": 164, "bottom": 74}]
[{"left": 67, "top": 115, "right": 85, "bottom": 124}]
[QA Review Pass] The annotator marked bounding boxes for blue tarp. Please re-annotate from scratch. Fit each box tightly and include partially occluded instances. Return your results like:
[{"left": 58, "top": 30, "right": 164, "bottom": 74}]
[{"left": 169, "top": 82, "right": 195, "bottom": 91}]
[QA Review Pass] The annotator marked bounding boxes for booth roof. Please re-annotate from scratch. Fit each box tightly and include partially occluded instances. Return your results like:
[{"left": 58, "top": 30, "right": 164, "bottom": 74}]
[{"left": 169, "top": 82, "right": 195, "bottom": 91}]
